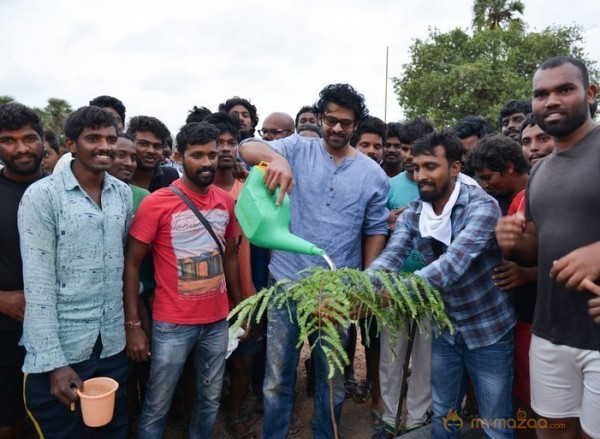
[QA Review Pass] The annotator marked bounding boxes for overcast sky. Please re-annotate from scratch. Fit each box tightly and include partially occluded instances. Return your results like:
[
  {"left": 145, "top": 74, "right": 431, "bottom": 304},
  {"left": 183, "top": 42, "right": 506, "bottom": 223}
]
[{"left": 1, "top": 0, "right": 598, "bottom": 135}]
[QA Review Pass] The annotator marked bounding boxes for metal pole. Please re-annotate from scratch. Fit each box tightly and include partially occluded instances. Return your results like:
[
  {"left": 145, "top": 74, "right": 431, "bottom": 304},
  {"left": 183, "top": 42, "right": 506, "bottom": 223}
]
[
  {"left": 384, "top": 45, "right": 389, "bottom": 123},
  {"left": 394, "top": 319, "right": 418, "bottom": 436}
]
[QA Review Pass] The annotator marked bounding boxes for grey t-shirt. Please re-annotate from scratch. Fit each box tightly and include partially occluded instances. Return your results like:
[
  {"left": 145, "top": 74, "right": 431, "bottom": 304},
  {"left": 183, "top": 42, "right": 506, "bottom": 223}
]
[{"left": 526, "top": 124, "right": 600, "bottom": 350}]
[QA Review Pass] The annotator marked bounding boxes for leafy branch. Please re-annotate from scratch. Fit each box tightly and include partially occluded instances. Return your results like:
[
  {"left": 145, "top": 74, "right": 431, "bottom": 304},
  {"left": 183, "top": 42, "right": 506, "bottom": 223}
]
[{"left": 229, "top": 268, "right": 453, "bottom": 379}]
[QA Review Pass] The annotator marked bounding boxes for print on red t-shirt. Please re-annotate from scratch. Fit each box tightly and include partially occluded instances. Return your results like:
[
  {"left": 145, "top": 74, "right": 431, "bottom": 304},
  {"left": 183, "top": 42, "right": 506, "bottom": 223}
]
[{"left": 130, "top": 179, "right": 235, "bottom": 325}]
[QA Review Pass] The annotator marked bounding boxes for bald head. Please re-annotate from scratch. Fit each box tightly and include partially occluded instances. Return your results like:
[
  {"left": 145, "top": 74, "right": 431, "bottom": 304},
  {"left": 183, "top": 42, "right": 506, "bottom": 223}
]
[{"left": 260, "top": 112, "right": 295, "bottom": 141}]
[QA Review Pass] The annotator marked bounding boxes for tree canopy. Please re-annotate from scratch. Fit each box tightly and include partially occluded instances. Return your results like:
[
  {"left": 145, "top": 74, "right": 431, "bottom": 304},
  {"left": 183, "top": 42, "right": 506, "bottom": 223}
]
[{"left": 393, "top": 24, "right": 598, "bottom": 128}]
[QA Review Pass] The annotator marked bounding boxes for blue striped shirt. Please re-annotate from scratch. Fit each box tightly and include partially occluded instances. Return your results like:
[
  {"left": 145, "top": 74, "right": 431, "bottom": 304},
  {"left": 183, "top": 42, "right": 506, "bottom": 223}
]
[
  {"left": 240, "top": 134, "right": 389, "bottom": 282},
  {"left": 18, "top": 167, "right": 132, "bottom": 373},
  {"left": 367, "top": 182, "right": 515, "bottom": 349}
]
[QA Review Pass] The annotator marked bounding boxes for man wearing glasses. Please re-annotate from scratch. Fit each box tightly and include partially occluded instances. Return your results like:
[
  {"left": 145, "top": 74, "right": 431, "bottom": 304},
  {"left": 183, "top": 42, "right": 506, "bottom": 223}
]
[
  {"left": 127, "top": 115, "right": 179, "bottom": 193},
  {"left": 239, "top": 83, "right": 389, "bottom": 439},
  {"left": 258, "top": 112, "right": 295, "bottom": 141}
]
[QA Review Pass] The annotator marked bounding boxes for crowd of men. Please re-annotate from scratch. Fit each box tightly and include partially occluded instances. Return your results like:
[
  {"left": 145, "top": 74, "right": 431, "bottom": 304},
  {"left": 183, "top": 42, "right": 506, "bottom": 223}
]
[{"left": 0, "top": 55, "right": 599, "bottom": 439}]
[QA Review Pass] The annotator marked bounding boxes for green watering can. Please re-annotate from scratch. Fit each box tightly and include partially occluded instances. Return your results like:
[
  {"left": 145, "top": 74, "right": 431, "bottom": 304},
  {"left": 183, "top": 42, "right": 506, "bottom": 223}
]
[{"left": 235, "top": 162, "right": 325, "bottom": 256}]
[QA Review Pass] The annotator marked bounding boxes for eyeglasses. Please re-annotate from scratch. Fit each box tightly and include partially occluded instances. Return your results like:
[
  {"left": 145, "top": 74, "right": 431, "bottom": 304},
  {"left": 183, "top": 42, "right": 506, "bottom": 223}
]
[
  {"left": 258, "top": 128, "right": 291, "bottom": 137},
  {"left": 322, "top": 115, "right": 355, "bottom": 129}
]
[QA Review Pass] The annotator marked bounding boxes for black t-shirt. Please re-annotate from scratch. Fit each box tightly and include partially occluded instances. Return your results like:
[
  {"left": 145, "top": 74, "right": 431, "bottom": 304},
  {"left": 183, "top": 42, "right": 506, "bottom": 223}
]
[
  {"left": 0, "top": 169, "right": 48, "bottom": 331},
  {"left": 149, "top": 165, "right": 179, "bottom": 193},
  {"left": 527, "top": 125, "right": 600, "bottom": 350}
]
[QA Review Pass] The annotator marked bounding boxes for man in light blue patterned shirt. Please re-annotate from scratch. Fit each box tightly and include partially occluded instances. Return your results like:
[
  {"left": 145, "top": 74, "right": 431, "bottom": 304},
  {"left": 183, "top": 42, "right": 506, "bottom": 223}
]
[
  {"left": 18, "top": 106, "right": 132, "bottom": 439},
  {"left": 239, "top": 84, "right": 389, "bottom": 439}
]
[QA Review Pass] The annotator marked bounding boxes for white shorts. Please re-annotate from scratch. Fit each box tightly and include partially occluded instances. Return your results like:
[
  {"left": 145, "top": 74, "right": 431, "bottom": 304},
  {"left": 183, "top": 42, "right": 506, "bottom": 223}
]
[{"left": 530, "top": 334, "right": 600, "bottom": 438}]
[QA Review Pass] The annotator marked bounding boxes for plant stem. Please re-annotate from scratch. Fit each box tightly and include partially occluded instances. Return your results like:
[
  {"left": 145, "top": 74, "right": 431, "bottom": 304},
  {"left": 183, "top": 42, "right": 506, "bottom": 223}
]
[{"left": 329, "top": 378, "right": 339, "bottom": 439}]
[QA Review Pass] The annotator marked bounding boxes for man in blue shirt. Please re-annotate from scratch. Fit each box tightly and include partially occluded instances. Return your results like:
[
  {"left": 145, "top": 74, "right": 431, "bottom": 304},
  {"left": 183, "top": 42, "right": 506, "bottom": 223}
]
[
  {"left": 367, "top": 130, "right": 516, "bottom": 439},
  {"left": 19, "top": 106, "right": 132, "bottom": 439},
  {"left": 239, "top": 84, "right": 389, "bottom": 439}
]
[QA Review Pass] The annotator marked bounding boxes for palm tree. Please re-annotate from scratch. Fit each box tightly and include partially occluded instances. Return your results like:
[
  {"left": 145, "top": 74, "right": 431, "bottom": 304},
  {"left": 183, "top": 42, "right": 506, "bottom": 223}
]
[
  {"left": 0, "top": 95, "right": 15, "bottom": 106},
  {"left": 38, "top": 98, "right": 73, "bottom": 137},
  {"left": 472, "top": 0, "right": 525, "bottom": 31}
]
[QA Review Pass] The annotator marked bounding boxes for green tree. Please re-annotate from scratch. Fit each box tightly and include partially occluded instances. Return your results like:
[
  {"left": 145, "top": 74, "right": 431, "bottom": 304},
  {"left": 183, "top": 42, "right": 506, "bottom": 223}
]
[
  {"left": 393, "top": 25, "right": 598, "bottom": 128},
  {"left": 472, "top": 0, "right": 524, "bottom": 31},
  {"left": 38, "top": 98, "right": 72, "bottom": 135},
  {"left": 0, "top": 95, "right": 15, "bottom": 106}
]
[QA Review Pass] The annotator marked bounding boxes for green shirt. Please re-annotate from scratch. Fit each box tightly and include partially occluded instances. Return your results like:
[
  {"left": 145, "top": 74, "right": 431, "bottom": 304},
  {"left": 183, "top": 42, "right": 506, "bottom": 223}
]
[
  {"left": 387, "top": 172, "right": 425, "bottom": 273},
  {"left": 130, "top": 184, "right": 150, "bottom": 214}
]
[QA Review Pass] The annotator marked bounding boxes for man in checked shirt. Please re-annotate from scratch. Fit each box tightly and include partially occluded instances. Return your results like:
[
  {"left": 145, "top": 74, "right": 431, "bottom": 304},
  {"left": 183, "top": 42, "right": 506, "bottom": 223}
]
[{"left": 367, "top": 129, "right": 516, "bottom": 439}]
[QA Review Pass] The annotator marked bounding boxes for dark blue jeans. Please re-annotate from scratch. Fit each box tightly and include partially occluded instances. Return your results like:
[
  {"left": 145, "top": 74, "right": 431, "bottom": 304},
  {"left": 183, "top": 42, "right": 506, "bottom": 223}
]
[
  {"left": 263, "top": 287, "right": 349, "bottom": 439},
  {"left": 137, "top": 319, "right": 228, "bottom": 439},
  {"left": 431, "top": 330, "right": 515, "bottom": 439},
  {"left": 24, "top": 337, "right": 128, "bottom": 439}
]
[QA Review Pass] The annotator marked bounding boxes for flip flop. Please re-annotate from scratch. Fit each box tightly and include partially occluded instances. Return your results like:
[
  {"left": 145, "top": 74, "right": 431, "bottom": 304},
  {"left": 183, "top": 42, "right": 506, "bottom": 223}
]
[
  {"left": 225, "top": 416, "right": 256, "bottom": 439},
  {"left": 371, "top": 408, "right": 385, "bottom": 427},
  {"left": 288, "top": 414, "right": 304, "bottom": 437}
]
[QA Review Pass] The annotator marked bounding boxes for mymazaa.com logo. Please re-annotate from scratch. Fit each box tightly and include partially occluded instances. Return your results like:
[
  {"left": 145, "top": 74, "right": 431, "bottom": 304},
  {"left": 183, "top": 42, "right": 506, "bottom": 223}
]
[
  {"left": 443, "top": 409, "right": 566, "bottom": 432},
  {"left": 442, "top": 409, "right": 464, "bottom": 432}
]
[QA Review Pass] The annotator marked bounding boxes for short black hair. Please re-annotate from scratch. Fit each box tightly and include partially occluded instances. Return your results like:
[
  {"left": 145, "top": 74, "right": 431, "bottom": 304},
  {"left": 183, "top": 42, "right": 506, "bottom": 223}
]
[
  {"left": 64, "top": 106, "right": 118, "bottom": 141},
  {"left": 203, "top": 112, "right": 241, "bottom": 142},
  {"left": 519, "top": 113, "right": 537, "bottom": 135},
  {"left": 0, "top": 102, "right": 44, "bottom": 138},
  {"left": 118, "top": 132, "right": 134, "bottom": 141},
  {"left": 295, "top": 105, "right": 316, "bottom": 126},
  {"left": 538, "top": 56, "right": 590, "bottom": 89},
  {"left": 412, "top": 129, "right": 464, "bottom": 164},
  {"left": 175, "top": 122, "right": 220, "bottom": 154},
  {"left": 398, "top": 117, "right": 435, "bottom": 144},
  {"left": 468, "top": 134, "right": 529, "bottom": 174},
  {"left": 298, "top": 125, "right": 322, "bottom": 137},
  {"left": 218, "top": 97, "right": 259, "bottom": 129},
  {"left": 44, "top": 130, "right": 60, "bottom": 153},
  {"left": 499, "top": 100, "right": 532, "bottom": 129},
  {"left": 186, "top": 105, "right": 212, "bottom": 124},
  {"left": 126, "top": 115, "right": 171, "bottom": 144},
  {"left": 386, "top": 122, "right": 402, "bottom": 140},
  {"left": 314, "top": 83, "right": 368, "bottom": 122},
  {"left": 89, "top": 95, "right": 126, "bottom": 124},
  {"left": 454, "top": 115, "right": 495, "bottom": 139},
  {"left": 350, "top": 116, "right": 387, "bottom": 147}
]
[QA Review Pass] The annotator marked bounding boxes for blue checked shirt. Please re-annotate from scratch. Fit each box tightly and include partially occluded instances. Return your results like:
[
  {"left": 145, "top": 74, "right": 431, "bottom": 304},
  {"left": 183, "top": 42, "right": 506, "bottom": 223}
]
[
  {"left": 240, "top": 134, "right": 389, "bottom": 282},
  {"left": 367, "top": 183, "right": 515, "bottom": 349},
  {"left": 18, "top": 167, "right": 132, "bottom": 373}
]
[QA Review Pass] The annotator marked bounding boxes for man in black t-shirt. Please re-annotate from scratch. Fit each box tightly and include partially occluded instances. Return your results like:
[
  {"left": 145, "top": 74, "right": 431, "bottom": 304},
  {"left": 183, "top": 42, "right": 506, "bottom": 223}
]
[
  {"left": 127, "top": 115, "right": 179, "bottom": 193},
  {"left": 0, "top": 102, "right": 47, "bottom": 439},
  {"left": 497, "top": 56, "right": 600, "bottom": 439}
]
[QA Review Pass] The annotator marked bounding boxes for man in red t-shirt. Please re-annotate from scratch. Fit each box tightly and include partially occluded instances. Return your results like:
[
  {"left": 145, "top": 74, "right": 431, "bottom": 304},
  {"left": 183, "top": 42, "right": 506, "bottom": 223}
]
[{"left": 123, "top": 122, "right": 242, "bottom": 439}]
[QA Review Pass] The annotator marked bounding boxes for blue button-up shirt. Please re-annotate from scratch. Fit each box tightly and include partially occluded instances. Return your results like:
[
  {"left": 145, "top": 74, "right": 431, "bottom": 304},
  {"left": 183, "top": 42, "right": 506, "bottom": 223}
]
[
  {"left": 367, "top": 182, "right": 515, "bottom": 349},
  {"left": 240, "top": 134, "right": 389, "bottom": 282},
  {"left": 18, "top": 167, "right": 132, "bottom": 373}
]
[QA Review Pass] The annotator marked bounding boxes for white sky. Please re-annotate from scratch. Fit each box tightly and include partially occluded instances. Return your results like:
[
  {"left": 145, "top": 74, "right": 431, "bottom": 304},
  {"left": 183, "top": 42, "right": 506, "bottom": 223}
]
[{"left": 1, "top": 0, "right": 598, "bottom": 135}]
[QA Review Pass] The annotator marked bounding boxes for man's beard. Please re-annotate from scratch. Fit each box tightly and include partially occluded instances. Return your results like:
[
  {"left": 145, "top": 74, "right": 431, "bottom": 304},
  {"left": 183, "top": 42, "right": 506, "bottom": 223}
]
[
  {"left": 183, "top": 163, "right": 216, "bottom": 187},
  {"left": 3, "top": 153, "right": 43, "bottom": 176},
  {"left": 536, "top": 99, "right": 589, "bottom": 138}
]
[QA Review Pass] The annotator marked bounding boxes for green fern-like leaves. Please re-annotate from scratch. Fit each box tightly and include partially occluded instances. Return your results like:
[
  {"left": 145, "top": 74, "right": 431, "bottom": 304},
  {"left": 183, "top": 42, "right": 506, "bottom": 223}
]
[{"left": 228, "top": 268, "right": 453, "bottom": 379}]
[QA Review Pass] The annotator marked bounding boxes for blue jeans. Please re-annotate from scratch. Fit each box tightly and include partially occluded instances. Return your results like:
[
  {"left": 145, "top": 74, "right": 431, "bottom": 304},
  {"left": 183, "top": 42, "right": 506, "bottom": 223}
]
[
  {"left": 137, "top": 319, "right": 228, "bottom": 439},
  {"left": 431, "top": 330, "right": 515, "bottom": 439},
  {"left": 263, "top": 287, "right": 348, "bottom": 439}
]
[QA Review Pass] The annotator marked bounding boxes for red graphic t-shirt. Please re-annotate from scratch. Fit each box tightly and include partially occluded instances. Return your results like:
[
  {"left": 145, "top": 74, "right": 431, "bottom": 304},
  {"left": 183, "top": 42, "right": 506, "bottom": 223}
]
[{"left": 130, "top": 179, "right": 235, "bottom": 324}]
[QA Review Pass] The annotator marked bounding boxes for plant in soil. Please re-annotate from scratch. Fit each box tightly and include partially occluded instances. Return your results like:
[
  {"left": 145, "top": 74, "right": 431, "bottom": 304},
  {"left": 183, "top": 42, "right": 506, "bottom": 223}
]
[{"left": 228, "top": 267, "right": 453, "bottom": 438}]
